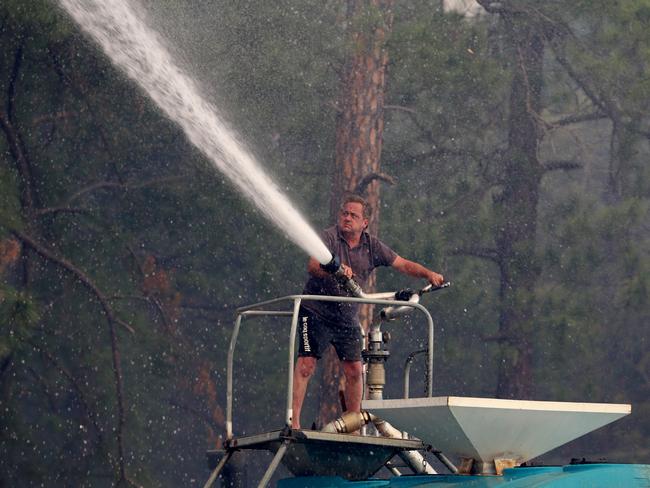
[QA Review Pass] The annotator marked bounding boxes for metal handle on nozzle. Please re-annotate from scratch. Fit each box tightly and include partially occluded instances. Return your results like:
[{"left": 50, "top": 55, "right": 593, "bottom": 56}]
[
  {"left": 380, "top": 282, "right": 451, "bottom": 321},
  {"left": 419, "top": 281, "right": 451, "bottom": 294},
  {"left": 321, "top": 255, "right": 450, "bottom": 302}
]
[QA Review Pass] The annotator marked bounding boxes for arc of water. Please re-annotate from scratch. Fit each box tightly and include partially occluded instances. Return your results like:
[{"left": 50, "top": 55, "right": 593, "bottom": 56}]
[{"left": 58, "top": 0, "right": 332, "bottom": 265}]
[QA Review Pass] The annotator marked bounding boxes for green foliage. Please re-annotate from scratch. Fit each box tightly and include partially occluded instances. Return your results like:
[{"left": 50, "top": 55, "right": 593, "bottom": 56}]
[
  {"left": 0, "top": 287, "right": 39, "bottom": 363},
  {"left": 388, "top": 6, "right": 507, "bottom": 144},
  {"left": 2, "top": 0, "right": 65, "bottom": 35}
]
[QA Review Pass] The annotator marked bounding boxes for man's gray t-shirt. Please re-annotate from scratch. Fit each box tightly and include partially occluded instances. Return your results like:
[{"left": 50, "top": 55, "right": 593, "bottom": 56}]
[{"left": 302, "top": 226, "right": 397, "bottom": 327}]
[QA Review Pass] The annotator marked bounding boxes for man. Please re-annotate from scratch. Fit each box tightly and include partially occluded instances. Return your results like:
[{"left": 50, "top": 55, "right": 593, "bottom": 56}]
[{"left": 291, "top": 195, "right": 444, "bottom": 429}]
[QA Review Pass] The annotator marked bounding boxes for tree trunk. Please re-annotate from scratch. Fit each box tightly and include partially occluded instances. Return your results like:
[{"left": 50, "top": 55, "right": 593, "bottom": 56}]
[
  {"left": 318, "top": 0, "right": 394, "bottom": 427},
  {"left": 494, "top": 16, "right": 545, "bottom": 399}
]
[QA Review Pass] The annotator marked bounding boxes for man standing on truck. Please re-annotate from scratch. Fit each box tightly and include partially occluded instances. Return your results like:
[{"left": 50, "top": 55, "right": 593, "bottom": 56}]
[{"left": 291, "top": 194, "right": 444, "bottom": 429}]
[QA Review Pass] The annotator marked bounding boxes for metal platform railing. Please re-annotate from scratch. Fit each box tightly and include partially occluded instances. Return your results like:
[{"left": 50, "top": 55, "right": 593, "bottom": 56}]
[{"left": 226, "top": 294, "right": 436, "bottom": 440}]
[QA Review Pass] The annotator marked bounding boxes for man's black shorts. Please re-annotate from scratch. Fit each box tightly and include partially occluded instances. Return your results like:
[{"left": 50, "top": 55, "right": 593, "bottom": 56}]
[{"left": 297, "top": 308, "right": 362, "bottom": 361}]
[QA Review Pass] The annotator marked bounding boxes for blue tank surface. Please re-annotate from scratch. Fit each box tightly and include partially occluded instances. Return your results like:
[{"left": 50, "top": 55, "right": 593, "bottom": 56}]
[{"left": 278, "top": 464, "right": 650, "bottom": 488}]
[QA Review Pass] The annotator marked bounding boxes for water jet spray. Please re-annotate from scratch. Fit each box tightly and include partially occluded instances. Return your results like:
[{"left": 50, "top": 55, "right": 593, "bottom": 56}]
[{"left": 57, "top": 0, "right": 332, "bottom": 265}]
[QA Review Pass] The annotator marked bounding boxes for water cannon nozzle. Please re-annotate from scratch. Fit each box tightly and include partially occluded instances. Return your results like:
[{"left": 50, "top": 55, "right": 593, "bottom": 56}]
[
  {"left": 320, "top": 255, "right": 341, "bottom": 274},
  {"left": 320, "top": 255, "right": 365, "bottom": 298}
]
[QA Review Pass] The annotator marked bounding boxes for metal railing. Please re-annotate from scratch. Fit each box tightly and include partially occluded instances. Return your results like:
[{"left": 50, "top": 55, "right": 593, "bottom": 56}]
[{"left": 225, "top": 294, "right": 436, "bottom": 440}]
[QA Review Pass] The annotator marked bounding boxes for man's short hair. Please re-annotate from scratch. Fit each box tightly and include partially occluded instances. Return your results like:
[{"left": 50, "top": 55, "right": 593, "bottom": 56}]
[{"left": 341, "top": 194, "right": 371, "bottom": 219}]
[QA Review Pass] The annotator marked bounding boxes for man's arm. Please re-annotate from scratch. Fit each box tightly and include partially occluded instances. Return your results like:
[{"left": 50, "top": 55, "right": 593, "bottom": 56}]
[{"left": 391, "top": 255, "right": 444, "bottom": 287}]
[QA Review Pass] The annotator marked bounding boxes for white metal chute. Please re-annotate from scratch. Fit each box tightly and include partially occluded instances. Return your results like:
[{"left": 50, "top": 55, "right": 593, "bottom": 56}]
[{"left": 363, "top": 396, "right": 631, "bottom": 465}]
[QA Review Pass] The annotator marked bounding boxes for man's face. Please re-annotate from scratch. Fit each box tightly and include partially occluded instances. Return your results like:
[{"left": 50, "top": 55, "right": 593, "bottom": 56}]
[{"left": 338, "top": 202, "right": 368, "bottom": 235}]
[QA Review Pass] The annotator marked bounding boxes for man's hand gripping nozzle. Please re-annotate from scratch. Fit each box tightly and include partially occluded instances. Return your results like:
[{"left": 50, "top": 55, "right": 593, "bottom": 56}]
[{"left": 320, "top": 255, "right": 364, "bottom": 298}]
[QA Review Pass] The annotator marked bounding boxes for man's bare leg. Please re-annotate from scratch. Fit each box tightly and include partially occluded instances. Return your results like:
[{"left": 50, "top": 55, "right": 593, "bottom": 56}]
[
  {"left": 342, "top": 360, "right": 363, "bottom": 413},
  {"left": 291, "top": 356, "right": 317, "bottom": 429}
]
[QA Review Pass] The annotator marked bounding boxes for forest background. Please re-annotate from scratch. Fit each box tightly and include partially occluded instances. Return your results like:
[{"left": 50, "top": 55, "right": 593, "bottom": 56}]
[{"left": 1, "top": 0, "right": 649, "bottom": 486}]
